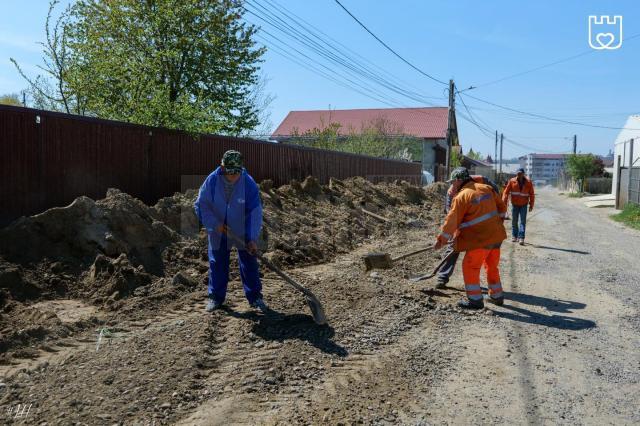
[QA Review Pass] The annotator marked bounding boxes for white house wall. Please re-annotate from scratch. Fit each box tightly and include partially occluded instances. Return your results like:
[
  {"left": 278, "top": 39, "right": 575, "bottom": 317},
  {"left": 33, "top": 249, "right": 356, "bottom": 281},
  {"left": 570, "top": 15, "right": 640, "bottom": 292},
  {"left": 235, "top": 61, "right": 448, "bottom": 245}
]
[{"left": 612, "top": 115, "right": 640, "bottom": 197}]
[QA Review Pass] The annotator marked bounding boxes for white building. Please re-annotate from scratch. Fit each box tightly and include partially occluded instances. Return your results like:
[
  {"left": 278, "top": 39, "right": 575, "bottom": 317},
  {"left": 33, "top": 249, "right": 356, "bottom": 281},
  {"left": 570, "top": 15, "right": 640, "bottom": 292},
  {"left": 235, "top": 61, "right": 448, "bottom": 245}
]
[
  {"left": 519, "top": 153, "right": 568, "bottom": 185},
  {"left": 612, "top": 115, "right": 640, "bottom": 198}
]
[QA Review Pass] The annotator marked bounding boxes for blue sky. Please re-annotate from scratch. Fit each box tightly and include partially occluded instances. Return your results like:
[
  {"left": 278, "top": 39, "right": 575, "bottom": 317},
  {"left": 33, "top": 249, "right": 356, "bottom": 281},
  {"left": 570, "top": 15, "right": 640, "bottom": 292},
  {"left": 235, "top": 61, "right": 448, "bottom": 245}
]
[{"left": 2, "top": 1, "right": 639, "bottom": 158}]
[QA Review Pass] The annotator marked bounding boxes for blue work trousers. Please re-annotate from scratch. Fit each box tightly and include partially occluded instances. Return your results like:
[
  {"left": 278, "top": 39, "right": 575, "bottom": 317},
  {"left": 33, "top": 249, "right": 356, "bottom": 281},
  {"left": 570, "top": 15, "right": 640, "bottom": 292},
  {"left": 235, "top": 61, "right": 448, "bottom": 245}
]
[
  {"left": 511, "top": 204, "right": 528, "bottom": 239},
  {"left": 207, "top": 235, "right": 262, "bottom": 304}
]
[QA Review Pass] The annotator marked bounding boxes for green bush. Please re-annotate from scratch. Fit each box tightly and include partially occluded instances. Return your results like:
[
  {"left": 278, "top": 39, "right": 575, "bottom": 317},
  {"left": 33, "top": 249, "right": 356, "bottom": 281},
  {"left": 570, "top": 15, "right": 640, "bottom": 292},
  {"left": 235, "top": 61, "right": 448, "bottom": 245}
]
[{"left": 611, "top": 203, "right": 640, "bottom": 230}]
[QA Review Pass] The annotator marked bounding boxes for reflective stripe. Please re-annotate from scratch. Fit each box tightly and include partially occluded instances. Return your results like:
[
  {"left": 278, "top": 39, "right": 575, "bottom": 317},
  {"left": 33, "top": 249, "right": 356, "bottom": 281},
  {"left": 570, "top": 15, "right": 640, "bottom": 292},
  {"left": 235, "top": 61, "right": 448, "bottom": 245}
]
[
  {"left": 488, "top": 283, "right": 502, "bottom": 289},
  {"left": 490, "top": 291, "right": 503, "bottom": 298},
  {"left": 468, "top": 293, "right": 483, "bottom": 301},
  {"left": 472, "top": 193, "right": 492, "bottom": 205},
  {"left": 440, "top": 232, "right": 453, "bottom": 240},
  {"left": 459, "top": 210, "right": 498, "bottom": 229},
  {"left": 511, "top": 192, "right": 529, "bottom": 197},
  {"left": 465, "top": 284, "right": 481, "bottom": 291}
]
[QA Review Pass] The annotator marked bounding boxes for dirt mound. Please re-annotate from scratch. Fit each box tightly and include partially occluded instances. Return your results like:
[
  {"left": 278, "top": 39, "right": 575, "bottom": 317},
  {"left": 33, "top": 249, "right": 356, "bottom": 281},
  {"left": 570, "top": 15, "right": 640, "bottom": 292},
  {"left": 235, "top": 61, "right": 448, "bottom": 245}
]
[
  {"left": 0, "top": 189, "right": 178, "bottom": 274},
  {"left": 0, "top": 258, "right": 40, "bottom": 304},
  {"left": 425, "top": 181, "right": 449, "bottom": 197},
  {"left": 0, "top": 176, "right": 444, "bottom": 362}
]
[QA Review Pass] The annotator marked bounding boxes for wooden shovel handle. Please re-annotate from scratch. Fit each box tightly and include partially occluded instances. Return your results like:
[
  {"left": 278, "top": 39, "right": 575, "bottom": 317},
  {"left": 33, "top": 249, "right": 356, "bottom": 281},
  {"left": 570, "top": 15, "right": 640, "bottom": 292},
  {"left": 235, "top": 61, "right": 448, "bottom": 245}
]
[{"left": 391, "top": 246, "right": 435, "bottom": 262}]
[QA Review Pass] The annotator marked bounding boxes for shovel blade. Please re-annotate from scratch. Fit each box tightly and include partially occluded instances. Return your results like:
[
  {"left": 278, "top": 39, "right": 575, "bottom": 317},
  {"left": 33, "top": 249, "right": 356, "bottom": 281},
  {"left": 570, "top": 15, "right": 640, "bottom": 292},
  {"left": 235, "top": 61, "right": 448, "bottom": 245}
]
[
  {"left": 306, "top": 295, "right": 327, "bottom": 325},
  {"left": 363, "top": 253, "right": 393, "bottom": 271}
]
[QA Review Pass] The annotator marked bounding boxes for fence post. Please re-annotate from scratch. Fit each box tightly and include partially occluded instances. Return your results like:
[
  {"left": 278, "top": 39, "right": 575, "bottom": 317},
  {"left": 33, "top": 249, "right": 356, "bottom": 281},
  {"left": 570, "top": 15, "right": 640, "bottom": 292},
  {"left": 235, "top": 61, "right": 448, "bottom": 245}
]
[{"left": 628, "top": 139, "right": 634, "bottom": 208}]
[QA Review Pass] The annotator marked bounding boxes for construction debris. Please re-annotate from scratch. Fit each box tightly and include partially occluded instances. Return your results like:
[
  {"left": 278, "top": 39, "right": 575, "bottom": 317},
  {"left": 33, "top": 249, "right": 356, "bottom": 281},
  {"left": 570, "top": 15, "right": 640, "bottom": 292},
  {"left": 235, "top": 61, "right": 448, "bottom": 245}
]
[{"left": 0, "top": 176, "right": 444, "bottom": 364}]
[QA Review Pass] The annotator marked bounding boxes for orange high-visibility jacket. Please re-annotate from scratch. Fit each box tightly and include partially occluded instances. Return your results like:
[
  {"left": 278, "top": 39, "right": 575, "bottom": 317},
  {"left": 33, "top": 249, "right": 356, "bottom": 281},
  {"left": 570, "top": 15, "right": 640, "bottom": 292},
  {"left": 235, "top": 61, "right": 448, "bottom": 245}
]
[
  {"left": 438, "top": 181, "right": 507, "bottom": 252},
  {"left": 502, "top": 177, "right": 535, "bottom": 208}
]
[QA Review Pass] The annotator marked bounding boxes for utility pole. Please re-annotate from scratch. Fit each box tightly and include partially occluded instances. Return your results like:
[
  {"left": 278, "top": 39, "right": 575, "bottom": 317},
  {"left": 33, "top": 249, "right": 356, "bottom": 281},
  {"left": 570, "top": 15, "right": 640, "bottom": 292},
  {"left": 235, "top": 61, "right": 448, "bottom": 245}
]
[
  {"left": 573, "top": 135, "right": 577, "bottom": 154},
  {"left": 499, "top": 133, "right": 504, "bottom": 176},
  {"left": 494, "top": 130, "right": 498, "bottom": 177},
  {"left": 445, "top": 79, "right": 455, "bottom": 177},
  {"left": 22, "top": 91, "right": 26, "bottom": 107}
]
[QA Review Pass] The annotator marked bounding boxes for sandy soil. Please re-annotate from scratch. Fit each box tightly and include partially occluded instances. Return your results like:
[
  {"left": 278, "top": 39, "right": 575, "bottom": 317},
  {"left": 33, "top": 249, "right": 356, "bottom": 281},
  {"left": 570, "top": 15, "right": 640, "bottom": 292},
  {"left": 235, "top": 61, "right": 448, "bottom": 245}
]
[{"left": 1, "top": 186, "right": 639, "bottom": 425}]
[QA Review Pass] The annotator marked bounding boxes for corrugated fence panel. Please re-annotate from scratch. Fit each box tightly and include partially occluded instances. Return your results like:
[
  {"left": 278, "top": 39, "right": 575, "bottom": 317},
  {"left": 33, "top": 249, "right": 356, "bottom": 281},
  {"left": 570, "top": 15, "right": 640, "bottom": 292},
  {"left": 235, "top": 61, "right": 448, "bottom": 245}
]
[
  {"left": 0, "top": 106, "right": 421, "bottom": 226},
  {"left": 0, "top": 108, "right": 40, "bottom": 223}
]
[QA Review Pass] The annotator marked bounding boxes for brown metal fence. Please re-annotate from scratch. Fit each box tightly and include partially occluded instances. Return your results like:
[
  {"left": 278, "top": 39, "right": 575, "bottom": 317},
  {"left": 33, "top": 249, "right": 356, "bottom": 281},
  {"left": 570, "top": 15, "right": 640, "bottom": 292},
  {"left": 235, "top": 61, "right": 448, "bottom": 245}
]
[{"left": 0, "top": 105, "right": 421, "bottom": 226}]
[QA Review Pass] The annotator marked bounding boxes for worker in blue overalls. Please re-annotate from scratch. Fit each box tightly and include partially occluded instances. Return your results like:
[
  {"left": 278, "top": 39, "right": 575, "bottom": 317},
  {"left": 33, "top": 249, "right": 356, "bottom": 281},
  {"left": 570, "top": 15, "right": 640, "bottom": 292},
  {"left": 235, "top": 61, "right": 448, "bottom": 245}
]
[{"left": 194, "top": 150, "right": 266, "bottom": 312}]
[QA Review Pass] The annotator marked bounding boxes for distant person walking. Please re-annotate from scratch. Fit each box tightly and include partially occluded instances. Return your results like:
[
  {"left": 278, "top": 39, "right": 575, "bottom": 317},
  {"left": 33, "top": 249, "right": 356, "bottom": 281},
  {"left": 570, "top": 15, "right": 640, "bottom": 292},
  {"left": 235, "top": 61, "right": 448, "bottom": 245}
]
[
  {"left": 502, "top": 168, "right": 535, "bottom": 245},
  {"left": 194, "top": 150, "right": 267, "bottom": 312}
]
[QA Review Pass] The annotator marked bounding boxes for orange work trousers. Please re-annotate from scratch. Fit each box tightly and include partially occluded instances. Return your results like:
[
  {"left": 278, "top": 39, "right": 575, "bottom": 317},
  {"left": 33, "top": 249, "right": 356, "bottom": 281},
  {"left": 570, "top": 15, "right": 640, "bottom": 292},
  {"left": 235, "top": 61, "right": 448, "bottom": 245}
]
[{"left": 461, "top": 248, "right": 503, "bottom": 301}]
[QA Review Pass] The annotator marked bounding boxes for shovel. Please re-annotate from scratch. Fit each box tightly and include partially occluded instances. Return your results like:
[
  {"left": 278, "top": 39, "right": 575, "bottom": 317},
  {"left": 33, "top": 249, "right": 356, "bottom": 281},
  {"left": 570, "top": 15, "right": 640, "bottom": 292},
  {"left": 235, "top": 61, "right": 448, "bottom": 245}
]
[
  {"left": 223, "top": 228, "right": 327, "bottom": 325},
  {"left": 409, "top": 250, "right": 458, "bottom": 282},
  {"left": 363, "top": 246, "right": 436, "bottom": 271}
]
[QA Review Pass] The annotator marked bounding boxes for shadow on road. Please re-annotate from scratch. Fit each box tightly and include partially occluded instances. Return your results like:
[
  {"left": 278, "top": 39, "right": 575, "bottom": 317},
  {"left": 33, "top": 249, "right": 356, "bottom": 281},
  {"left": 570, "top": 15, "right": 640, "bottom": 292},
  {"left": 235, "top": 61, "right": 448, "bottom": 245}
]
[
  {"left": 502, "top": 291, "right": 586, "bottom": 313},
  {"left": 529, "top": 244, "right": 590, "bottom": 255},
  {"left": 226, "top": 307, "right": 348, "bottom": 357},
  {"left": 494, "top": 304, "right": 596, "bottom": 330}
]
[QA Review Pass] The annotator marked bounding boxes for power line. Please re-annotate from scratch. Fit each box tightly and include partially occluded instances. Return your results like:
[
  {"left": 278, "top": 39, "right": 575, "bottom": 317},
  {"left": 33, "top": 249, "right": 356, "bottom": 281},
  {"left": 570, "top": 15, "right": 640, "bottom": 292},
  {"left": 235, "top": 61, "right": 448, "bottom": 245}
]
[
  {"left": 472, "top": 33, "right": 640, "bottom": 90},
  {"left": 259, "top": 0, "right": 438, "bottom": 98},
  {"left": 464, "top": 93, "right": 640, "bottom": 131},
  {"left": 245, "top": 0, "right": 444, "bottom": 106},
  {"left": 333, "top": 0, "right": 448, "bottom": 86}
]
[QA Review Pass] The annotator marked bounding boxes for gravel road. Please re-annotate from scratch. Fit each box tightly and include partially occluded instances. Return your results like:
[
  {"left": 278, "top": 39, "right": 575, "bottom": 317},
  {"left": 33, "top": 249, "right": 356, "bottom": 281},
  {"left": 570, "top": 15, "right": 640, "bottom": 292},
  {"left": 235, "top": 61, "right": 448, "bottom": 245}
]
[
  {"left": 2, "top": 186, "right": 639, "bottom": 425},
  {"left": 422, "top": 187, "right": 640, "bottom": 425}
]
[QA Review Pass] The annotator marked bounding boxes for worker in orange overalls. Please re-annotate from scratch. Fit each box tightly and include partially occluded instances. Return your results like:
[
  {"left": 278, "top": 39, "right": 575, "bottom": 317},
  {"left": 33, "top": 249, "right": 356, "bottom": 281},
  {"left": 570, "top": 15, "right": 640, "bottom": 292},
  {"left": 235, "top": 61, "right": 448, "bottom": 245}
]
[
  {"left": 502, "top": 168, "right": 535, "bottom": 245},
  {"left": 436, "top": 174, "right": 500, "bottom": 289},
  {"left": 435, "top": 167, "right": 507, "bottom": 309}
]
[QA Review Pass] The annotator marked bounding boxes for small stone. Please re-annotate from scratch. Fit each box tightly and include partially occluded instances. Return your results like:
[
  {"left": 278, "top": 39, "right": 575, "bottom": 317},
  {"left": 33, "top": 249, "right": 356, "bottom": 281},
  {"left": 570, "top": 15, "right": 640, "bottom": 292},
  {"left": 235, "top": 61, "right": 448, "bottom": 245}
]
[{"left": 160, "top": 402, "right": 171, "bottom": 409}]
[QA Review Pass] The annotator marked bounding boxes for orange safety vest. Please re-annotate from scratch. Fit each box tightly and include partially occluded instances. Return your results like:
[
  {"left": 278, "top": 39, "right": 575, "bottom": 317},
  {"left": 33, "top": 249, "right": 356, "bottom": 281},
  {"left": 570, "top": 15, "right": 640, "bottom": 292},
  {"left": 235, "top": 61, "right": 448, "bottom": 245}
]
[
  {"left": 439, "top": 181, "right": 507, "bottom": 252},
  {"left": 502, "top": 177, "right": 535, "bottom": 208}
]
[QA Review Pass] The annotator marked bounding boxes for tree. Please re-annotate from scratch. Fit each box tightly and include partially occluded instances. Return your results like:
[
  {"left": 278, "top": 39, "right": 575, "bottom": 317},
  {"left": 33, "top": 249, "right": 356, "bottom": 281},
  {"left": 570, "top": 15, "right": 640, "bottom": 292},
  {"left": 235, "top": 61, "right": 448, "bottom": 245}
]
[
  {"left": 565, "top": 154, "right": 598, "bottom": 192},
  {"left": 592, "top": 157, "right": 605, "bottom": 177},
  {"left": 450, "top": 147, "right": 462, "bottom": 168},
  {"left": 11, "top": 1, "right": 85, "bottom": 113},
  {"left": 12, "top": 0, "right": 268, "bottom": 135},
  {"left": 288, "top": 116, "right": 422, "bottom": 161},
  {"left": 466, "top": 148, "right": 483, "bottom": 160},
  {"left": 0, "top": 93, "right": 23, "bottom": 106}
]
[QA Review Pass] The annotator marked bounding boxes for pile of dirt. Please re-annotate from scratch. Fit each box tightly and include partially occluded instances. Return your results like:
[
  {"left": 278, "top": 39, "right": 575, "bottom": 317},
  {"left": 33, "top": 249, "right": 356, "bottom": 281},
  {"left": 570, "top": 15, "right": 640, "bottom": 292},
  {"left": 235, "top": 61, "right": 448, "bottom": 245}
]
[
  {"left": 0, "top": 189, "right": 178, "bottom": 275},
  {"left": 0, "top": 177, "right": 445, "bottom": 362}
]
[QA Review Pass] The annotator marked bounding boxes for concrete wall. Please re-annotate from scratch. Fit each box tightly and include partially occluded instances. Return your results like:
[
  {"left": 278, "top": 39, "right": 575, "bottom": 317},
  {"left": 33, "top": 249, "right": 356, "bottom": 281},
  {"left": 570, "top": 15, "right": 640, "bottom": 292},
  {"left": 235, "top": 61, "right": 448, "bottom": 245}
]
[
  {"left": 422, "top": 138, "right": 447, "bottom": 175},
  {"left": 613, "top": 138, "right": 638, "bottom": 197}
]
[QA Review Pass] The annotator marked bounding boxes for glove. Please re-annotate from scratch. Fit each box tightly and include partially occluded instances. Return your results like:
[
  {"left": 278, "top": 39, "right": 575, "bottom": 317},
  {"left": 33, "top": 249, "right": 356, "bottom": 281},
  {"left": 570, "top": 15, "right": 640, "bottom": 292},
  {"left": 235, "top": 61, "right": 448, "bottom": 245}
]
[
  {"left": 246, "top": 241, "right": 258, "bottom": 256},
  {"left": 529, "top": 205, "right": 533, "bottom": 213},
  {"left": 434, "top": 235, "right": 448, "bottom": 250}
]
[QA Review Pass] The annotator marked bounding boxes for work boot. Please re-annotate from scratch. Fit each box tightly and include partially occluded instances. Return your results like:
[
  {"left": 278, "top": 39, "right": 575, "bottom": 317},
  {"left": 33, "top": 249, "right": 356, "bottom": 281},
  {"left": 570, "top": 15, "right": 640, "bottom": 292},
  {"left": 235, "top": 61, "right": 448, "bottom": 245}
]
[
  {"left": 457, "top": 298, "right": 484, "bottom": 310},
  {"left": 487, "top": 296, "right": 504, "bottom": 306},
  {"left": 206, "top": 299, "right": 222, "bottom": 312},
  {"left": 519, "top": 238, "right": 525, "bottom": 246},
  {"left": 251, "top": 298, "right": 269, "bottom": 313},
  {"left": 435, "top": 278, "right": 447, "bottom": 289},
  {"left": 511, "top": 237, "right": 518, "bottom": 242}
]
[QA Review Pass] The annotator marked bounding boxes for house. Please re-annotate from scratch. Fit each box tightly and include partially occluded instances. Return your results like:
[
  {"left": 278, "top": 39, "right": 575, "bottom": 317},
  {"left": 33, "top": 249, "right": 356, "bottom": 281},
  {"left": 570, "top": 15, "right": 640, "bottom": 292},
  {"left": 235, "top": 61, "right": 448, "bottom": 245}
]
[
  {"left": 519, "top": 153, "right": 569, "bottom": 185},
  {"left": 271, "top": 107, "right": 456, "bottom": 181},
  {"left": 612, "top": 115, "right": 640, "bottom": 204},
  {"left": 461, "top": 155, "right": 493, "bottom": 177}
]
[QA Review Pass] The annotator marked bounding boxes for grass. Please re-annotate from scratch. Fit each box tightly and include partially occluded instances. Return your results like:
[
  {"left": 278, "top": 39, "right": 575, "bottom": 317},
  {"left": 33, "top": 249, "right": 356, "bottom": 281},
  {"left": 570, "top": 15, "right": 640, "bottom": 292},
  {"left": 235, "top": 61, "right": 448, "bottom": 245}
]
[
  {"left": 567, "top": 192, "right": 586, "bottom": 198},
  {"left": 611, "top": 203, "right": 640, "bottom": 230}
]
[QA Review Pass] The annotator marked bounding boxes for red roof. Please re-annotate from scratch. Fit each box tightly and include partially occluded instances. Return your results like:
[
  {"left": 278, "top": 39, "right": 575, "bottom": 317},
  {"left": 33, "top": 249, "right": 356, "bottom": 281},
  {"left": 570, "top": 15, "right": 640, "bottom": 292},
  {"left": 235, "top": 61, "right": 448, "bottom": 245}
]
[{"left": 272, "top": 107, "right": 448, "bottom": 139}]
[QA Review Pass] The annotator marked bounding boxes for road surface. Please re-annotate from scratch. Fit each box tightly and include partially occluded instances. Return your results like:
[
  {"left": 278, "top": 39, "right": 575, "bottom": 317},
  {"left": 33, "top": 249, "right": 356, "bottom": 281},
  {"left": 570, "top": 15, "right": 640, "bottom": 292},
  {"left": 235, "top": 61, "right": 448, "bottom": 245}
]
[{"left": 3, "top": 187, "right": 639, "bottom": 425}]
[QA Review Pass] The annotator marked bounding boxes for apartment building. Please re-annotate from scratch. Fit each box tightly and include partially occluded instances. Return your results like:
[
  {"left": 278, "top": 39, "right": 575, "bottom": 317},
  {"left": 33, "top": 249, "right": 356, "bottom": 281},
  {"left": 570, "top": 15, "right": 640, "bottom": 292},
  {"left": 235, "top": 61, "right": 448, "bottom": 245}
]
[{"left": 519, "top": 153, "right": 568, "bottom": 185}]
